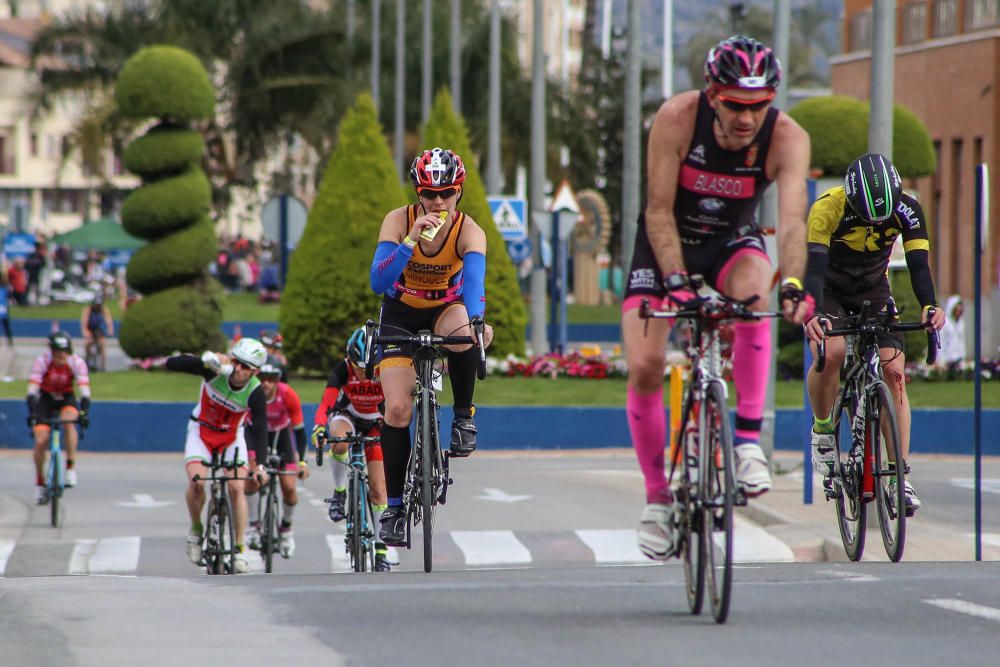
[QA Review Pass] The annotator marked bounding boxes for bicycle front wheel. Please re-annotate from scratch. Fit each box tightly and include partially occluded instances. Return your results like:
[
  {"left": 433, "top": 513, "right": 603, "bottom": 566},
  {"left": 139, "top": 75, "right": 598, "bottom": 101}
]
[
  {"left": 833, "top": 390, "right": 866, "bottom": 561},
  {"left": 419, "top": 382, "right": 434, "bottom": 573},
  {"left": 872, "top": 381, "right": 905, "bottom": 562},
  {"left": 349, "top": 474, "right": 365, "bottom": 572},
  {"left": 48, "top": 447, "right": 62, "bottom": 528},
  {"left": 221, "top": 490, "right": 236, "bottom": 575},
  {"left": 678, "top": 397, "right": 704, "bottom": 616},
  {"left": 702, "top": 382, "right": 734, "bottom": 624},
  {"left": 263, "top": 483, "right": 279, "bottom": 573},
  {"left": 205, "top": 497, "right": 223, "bottom": 575}
]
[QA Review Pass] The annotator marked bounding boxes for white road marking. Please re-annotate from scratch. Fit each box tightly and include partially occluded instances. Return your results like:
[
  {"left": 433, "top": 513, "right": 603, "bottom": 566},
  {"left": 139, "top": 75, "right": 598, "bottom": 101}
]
[
  {"left": 731, "top": 515, "right": 795, "bottom": 562},
  {"left": 117, "top": 494, "right": 175, "bottom": 508},
  {"left": 325, "top": 533, "right": 352, "bottom": 572},
  {"left": 89, "top": 537, "right": 141, "bottom": 574},
  {"left": 816, "top": 568, "right": 880, "bottom": 583},
  {"left": 576, "top": 529, "right": 646, "bottom": 564},
  {"left": 310, "top": 498, "right": 327, "bottom": 507},
  {"left": 949, "top": 478, "right": 1000, "bottom": 494},
  {"left": 475, "top": 488, "right": 532, "bottom": 503},
  {"left": 978, "top": 533, "right": 1000, "bottom": 548},
  {"left": 451, "top": 530, "right": 532, "bottom": 565},
  {"left": 69, "top": 539, "right": 98, "bottom": 575},
  {"left": 925, "top": 599, "right": 1000, "bottom": 623},
  {"left": 0, "top": 539, "right": 15, "bottom": 576}
]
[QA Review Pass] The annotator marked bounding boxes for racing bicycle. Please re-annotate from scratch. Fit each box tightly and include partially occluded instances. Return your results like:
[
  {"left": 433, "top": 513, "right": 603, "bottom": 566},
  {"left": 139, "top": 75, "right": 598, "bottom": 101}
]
[{"left": 317, "top": 431, "right": 382, "bottom": 572}]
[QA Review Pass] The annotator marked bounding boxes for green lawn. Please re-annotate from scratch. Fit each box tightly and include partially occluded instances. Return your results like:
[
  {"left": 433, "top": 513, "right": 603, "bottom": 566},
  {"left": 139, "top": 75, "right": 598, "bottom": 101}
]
[{"left": 1, "top": 371, "right": 995, "bottom": 408}]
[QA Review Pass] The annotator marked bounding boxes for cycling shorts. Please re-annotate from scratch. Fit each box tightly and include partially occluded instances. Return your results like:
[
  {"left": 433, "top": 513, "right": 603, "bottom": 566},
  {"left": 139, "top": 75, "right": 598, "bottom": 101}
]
[
  {"left": 377, "top": 297, "right": 466, "bottom": 369},
  {"left": 184, "top": 419, "right": 248, "bottom": 467},
  {"left": 623, "top": 215, "right": 769, "bottom": 309},
  {"left": 248, "top": 428, "right": 299, "bottom": 472},
  {"left": 821, "top": 282, "right": 903, "bottom": 351},
  {"left": 33, "top": 393, "right": 79, "bottom": 433}
]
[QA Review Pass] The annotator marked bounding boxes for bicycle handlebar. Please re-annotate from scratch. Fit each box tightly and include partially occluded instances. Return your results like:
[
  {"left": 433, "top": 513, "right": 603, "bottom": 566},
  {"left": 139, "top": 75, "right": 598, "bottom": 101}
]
[
  {"left": 638, "top": 297, "right": 778, "bottom": 322},
  {"left": 363, "top": 317, "right": 489, "bottom": 381},
  {"left": 815, "top": 302, "right": 938, "bottom": 370}
]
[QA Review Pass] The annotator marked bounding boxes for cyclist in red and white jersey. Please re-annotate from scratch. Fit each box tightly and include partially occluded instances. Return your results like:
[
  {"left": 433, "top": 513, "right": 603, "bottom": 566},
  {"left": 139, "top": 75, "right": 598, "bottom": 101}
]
[
  {"left": 311, "top": 328, "right": 391, "bottom": 572},
  {"left": 166, "top": 338, "right": 269, "bottom": 574},
  {"left": 245, "top": 357, "right": 309, "bottom": 558},
  {"left": 26, "top": 331, "right": 90, "bottom": 503}
]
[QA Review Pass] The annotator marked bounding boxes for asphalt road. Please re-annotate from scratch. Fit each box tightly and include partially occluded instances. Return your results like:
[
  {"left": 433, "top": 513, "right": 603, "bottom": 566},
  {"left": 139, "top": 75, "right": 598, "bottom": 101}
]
[{"left": 2, "top": 450, "right": 999, "bottom": 666}]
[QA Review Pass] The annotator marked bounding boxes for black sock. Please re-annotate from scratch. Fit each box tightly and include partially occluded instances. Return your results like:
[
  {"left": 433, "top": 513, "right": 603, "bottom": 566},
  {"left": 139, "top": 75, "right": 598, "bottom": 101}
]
[
  {"left": 448, "top": 348, "right": 479, "bottom": 417},
  {"left": 380, "top": 424, "right": 411, "bottom": 499}
]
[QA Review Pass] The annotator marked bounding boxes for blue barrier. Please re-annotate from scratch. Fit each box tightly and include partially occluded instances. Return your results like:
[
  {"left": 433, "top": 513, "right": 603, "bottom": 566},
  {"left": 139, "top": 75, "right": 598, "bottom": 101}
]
[
  {"left": 10, "top": 319, "right": 623, "bottom": 344},
  {"left": 1, "top": 399, "right": 996, "bottom": 454}
]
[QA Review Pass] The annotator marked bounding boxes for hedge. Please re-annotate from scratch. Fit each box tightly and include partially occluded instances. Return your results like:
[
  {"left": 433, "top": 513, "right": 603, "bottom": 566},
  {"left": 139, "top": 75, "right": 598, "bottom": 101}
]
[
  {"left": 125, "top": 216, "right": 216, "bottom": 294},
  {"left": 122, "top": 125, "right": 205, "bottom": 176},
  {"left": 789, "top": 96, "right": 937, "bottom": 178},
  {"left": 120, "top": 167, "right": 212, "bottom": 239},
  {"left": 280, "top": 92, "right": 409, "bottom": 371},
  {"left": 118, "top": 281, "right": 227, "bottom": 358},
  {"left": 116, "top": 45, "right": 215, "bottom": 122},
  {"left": 421, "top": 88, "right": 527, "bottom": 356}
]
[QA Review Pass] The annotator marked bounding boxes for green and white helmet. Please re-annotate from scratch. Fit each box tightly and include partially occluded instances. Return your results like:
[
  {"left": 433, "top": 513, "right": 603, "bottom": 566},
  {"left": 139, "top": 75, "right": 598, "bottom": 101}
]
[{"left": 230, "top": 338, "right": 267, "bottom": 369}]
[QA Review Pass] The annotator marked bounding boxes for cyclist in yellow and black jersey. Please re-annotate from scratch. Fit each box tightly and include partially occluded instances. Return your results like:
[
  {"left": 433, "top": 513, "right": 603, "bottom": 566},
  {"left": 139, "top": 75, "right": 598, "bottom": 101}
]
[{"left": 803, "top": 153, "right": 945, "bottom": 515}]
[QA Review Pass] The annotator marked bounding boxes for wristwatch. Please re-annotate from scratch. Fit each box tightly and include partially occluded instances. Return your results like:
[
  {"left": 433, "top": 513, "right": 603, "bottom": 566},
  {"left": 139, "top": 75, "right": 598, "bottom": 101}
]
[{"left": 663, "top": 271, "right": 689, "bottom": 292}]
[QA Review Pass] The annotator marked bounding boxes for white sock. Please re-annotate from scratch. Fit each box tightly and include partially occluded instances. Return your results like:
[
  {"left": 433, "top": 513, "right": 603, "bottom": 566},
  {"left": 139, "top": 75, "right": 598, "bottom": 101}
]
[
  {"left": 372, "top": 503, "right": 387, "bottom": 533},
  {"left": 331, "top": 451, "right": 348, "bottom": 492},
  {"left": 282, "top": 501, "right": 295, "bottom": 524}
]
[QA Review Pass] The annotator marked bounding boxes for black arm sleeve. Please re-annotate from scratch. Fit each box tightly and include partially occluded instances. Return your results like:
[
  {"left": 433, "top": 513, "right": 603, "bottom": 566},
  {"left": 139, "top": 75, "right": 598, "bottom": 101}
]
[
  {"left": 26, "top": 394, "right": 38, "bottom": 417},
  {"left": 327, "top": 360, "right": 349, "bottom": 389},
  {"left": 245, "top": 387, "right": 269, "bottom": 463},
  {"left": 165, "top": 354, "right": 216, "bottom": 380},
  {"left": 80, "top": 396, "right": 91, "bottom": 413},
  {"left": 905, "top": 249, "right": 938, "bottom": 308},
  {"left": 293, "top": 426, "right": 307, "bottom": 461},
  {"left": 805, "top": 243, "right": 829, "bottom": 312}
]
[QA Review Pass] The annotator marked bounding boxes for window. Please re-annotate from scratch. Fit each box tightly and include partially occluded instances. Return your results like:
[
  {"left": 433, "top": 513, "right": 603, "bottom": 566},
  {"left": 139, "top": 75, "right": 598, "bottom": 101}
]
[
  {"left": 902, "top": 2, "right": 927, "bottom": 44},
  {"left": 966, "top": 0, "right": 1000, "bottom": 30},
  {"left": 933, "top": 0, "right": 958, "bottom": 36},
  {"left": 30, "top": 133, "right": 38, "bottom": 157},
  {"left": 950, "top": 138, "right": 963, "bottom": 292},
  {"left": 849, "top": 10, "right": 873, "bottom": 51}
]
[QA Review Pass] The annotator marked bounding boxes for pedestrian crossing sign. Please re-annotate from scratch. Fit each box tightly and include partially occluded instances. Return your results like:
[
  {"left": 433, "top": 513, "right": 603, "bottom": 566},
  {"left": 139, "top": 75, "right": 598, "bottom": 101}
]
[{"left": 488, "top": 196, "right": 527, "bottom": 241}]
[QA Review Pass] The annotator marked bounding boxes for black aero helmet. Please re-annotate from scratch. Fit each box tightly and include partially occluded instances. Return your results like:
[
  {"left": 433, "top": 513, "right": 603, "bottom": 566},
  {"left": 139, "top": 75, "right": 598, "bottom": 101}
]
[
  {"left": 48, "top": 331, "right": 72, "bottom": 352},
  {"left": 844, "top": 153, "right": 902, "bottom": 223},
  {"left": 259, "top": 355, "right": 283, "bottom": 379},
  {"left": 704, "top": 35, "right": 782, "bottom": 90}
]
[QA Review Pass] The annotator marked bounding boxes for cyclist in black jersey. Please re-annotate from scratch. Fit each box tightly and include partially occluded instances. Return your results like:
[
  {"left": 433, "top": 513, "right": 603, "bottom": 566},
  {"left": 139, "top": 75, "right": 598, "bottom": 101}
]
[{"left": 803, "top": 153, "right": 946, "bottom": 514}]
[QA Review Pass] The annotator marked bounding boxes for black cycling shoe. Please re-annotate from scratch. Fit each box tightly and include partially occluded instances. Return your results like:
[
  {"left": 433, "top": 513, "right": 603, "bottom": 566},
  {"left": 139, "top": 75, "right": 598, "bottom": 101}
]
[
  {"left": 327, "top": 489, "right": 346, "bottom": 523},
  {"left": 378, "top": 506, "right": 407, "bottom": 546},
  {"left": 374, "top": 553, "right": 392, "bottom": 572},
  {"left": 450, "top": 416, "right": 477, "bottom": 457}
]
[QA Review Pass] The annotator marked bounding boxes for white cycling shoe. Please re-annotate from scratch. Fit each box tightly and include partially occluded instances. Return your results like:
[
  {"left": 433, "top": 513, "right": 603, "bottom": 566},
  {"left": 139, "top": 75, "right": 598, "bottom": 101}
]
[
  {"left": 811, "top": 431, "right": 836, "bottom": 477},
  {"left": 246, "top": 523, "right": 261, "bottom": 550},
  {"left": 637, "top": 502, "right": 679, "bottom": 561},
  {"left": 279, "top": 529, "right": 295, "bottom": 558},
  {"left": 186, "top": 531, "right": 203, "bottom": 564},
  {"left": 64, "top": 469, "right": 77, "bottom": 488},
  {"left": 36, "top": 485, "right": 48, "bottom": 505},
  {"left": 734, "top": 443, "right": 772, "bottom": 496},
  {"left": 233, "top": 551, "right": 249, "bottom": 574}
]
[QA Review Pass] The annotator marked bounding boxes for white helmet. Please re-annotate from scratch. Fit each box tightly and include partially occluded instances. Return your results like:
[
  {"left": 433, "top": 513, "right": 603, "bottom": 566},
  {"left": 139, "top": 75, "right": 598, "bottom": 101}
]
[{"left": 230, "top": 338, "right": 267, "bottom": 369}]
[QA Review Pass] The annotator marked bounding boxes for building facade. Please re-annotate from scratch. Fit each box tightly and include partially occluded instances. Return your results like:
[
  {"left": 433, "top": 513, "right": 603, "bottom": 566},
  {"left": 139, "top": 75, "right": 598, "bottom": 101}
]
[
  {"left": 504, "top": 0, "right": 587, "bottom": 84},
  {"left": 833, "top": 0, "right": 999, "bottom": 310}
]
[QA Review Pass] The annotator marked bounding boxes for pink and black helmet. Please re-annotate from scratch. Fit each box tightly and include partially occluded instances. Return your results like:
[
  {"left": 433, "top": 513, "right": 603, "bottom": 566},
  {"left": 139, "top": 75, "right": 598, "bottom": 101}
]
[{"left": 704, "top": 35, "right": 782, "bottom": 90}]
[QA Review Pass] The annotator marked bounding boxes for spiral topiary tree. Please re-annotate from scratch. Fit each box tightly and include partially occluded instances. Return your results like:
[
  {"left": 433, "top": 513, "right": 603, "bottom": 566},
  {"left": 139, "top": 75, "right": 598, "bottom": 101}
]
[
  {"left": 280, "top": 93, "right": 409, "bottom": 372},
  {"left": 422, "top": 88, "right": 527, "bottom": 356},
  {"left": 116, "top": 45, "right": 227, "bottom": 358}
]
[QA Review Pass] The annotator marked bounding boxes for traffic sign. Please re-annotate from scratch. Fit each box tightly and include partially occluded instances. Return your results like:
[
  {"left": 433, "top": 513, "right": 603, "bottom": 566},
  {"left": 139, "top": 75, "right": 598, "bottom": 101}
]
[
  {"left": 505, "top": 238, "right": 532, "bottom": 264},
  {"left": 488, "top": 196, "right": 527, "bottom": 241}
]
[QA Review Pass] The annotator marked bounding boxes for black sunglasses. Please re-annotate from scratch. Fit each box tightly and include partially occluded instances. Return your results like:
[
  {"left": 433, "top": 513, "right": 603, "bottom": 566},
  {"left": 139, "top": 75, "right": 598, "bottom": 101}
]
[
  {"left": 717, "top": 94, "right": 774, "bottom": 113},
  {"left": 418, "top": 187, "right": 459, "bottom": 200},
  {"left": 233, "top": 360, "right": 256, "bottom": 371}
]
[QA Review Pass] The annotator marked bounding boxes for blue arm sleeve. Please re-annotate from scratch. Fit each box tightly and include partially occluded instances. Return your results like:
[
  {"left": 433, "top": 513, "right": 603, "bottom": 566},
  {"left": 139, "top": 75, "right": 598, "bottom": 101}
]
[
  {"left": 370, "top": 241, "right": 413, "bottom": 294},
  {"left": 462, "top": 251, "right": 486, "bottom": 319}
]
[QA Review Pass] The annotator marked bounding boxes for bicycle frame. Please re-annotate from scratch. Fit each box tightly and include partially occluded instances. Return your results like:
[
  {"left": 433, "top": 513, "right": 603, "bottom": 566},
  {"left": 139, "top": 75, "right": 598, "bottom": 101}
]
[
  {"left": 192, "top": 449, "right": 248, "bottom": 575},
  {"left": 320, "top": 431, "right": 382, "bottom": 572}
]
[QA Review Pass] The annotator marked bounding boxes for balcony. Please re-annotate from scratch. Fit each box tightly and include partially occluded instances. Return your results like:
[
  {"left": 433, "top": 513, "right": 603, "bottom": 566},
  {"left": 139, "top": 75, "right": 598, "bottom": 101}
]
[
  {"left": 902, "top": 1, "right": 928, "bottom": 44},
  {"left": 849, "top": 10, "right": 873, "bottom": 51},
  {"left": 966, "top": 0, "right": 1000, "bottom": 31}
]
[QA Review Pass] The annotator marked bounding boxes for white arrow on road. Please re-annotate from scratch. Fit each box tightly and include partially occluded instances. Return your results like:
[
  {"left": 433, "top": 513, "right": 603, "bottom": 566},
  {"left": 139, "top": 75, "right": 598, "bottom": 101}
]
[
  {"left": 476, "top": 488, "right": 532, "bottom": 503},
  {"left": 118, "top": 494, "right": 175, "bottom": 509}
]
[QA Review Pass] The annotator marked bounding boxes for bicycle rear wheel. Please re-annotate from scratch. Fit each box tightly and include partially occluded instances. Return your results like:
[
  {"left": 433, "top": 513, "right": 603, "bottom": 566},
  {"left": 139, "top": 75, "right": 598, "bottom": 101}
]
[
  {"left": 419, "top": 381, "right": 434, "bottom": 573},
  {"left": 263, "top": 483, "right": 279, "bottom": 573},
  {"left": 702, "top": 382, "right": 734, "bottom": 624},
  {"left": 48, "top": 447, "right": 62, "bottom": 528},
  {"left": 679, "top": 398, "right": 704, "bottom": 616},
  {"left": 349, "top": 474, "right": 365, "bottom": 572},
  {"left": 833, "top": 390, "right": 866, "bottom": 561},
  {"left": 872, "top": 381, "right": 905, "bottom": 562},
  {"left": 205, "top": 497, "right": 223, "bottom": 575}
]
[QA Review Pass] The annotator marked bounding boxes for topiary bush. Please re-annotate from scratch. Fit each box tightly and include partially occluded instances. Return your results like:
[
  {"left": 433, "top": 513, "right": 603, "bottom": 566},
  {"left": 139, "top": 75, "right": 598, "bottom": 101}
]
[
  {"left": 280, "top": 93, "right": 409, "bottom": 372},
  {"left": 422, "top": 88, "right": 527, "bottom": 357},
  {"left": 889, "top": 269, "right": 928, "bottom": 362},
  {"left": 789, "top": 96, "right": 937, "bottom": 178},
  {"left": 116, "top": 45, "right": 225, "bottom": 358}
]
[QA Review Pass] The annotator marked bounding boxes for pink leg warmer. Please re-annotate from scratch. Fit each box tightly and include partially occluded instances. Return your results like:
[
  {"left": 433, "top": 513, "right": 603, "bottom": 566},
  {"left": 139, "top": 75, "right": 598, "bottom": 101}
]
[
  {"left": 627, "top": 385, "right": 671, "bottom": 503},
  {"left": 731, "top": 319, "right": 771, "bottom": 442}
]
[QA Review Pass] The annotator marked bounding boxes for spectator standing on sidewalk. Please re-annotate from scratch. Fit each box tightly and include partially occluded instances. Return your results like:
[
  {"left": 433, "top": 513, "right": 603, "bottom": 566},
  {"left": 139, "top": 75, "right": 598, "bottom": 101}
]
[
  {"left": 7, "top": 257, "right": 28, "bottom": 306},
  {"left": 939, "top": 294, "right": 966, "bottom": 371},
  {"left": 0, "top": 258, "right": 13, "bottom": 346},
  {"left": 24, "top": 241, "right": 46, "bottom": 305}
]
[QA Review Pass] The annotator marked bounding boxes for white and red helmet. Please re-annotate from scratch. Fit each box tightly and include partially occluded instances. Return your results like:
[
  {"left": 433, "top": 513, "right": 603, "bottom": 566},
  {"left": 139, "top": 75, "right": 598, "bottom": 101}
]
[{"left": 409, "top": 147, "right": 466, "bottom": 189}]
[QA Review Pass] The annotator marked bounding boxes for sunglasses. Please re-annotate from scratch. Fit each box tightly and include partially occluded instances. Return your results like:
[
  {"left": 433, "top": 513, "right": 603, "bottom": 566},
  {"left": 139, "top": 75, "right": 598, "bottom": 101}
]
[
  {"left": 418, "top": 187, "right": 459, "bottom": 200},
  {"left": 717, "top": 92, "right": 774, "bottom": 112},
  {"left": 233, "top": 360, "right": 256, "bottom": 371}
]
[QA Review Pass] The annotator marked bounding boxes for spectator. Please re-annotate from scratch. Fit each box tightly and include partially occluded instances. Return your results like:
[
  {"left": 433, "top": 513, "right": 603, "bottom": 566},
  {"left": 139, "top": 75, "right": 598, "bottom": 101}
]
[
  {"left": 7, "top": 257, "right": 28, "bottom": 306},
  {"left": 80, "top": 294, "right": 114, "bottom": 371},
  {"left": 939, "top": 294, "right": 966, "bottom": 371},
  {"left": 0, "top": 258, "right": 13, "bottom": 346},
  {"left": 24, "top": 242, "right": 46, "bottom": 305}
]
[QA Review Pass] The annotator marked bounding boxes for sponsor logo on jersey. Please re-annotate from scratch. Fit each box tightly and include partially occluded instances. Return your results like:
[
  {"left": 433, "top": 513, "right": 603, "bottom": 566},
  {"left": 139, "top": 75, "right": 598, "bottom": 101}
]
[
  {"left": 745, "top": 143, "right": 759, "bottom": 168},
  {"left": 698, "top": 197, "right": 726, "bottom": 214},
  {"left": 407, "top": 261, "right": 455, "bottom": 276},
  {"left": 897, "top": 201, "right": 920, "bottom": 229},
  {"left": 679, "top": 165, "right": 755, "bottom": 199},
  {"left": 628, "top": 268, "right": 657, "bottom": 290},
  {"left": 688, "top": 144, "right": 706, "bottom": 164}
]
